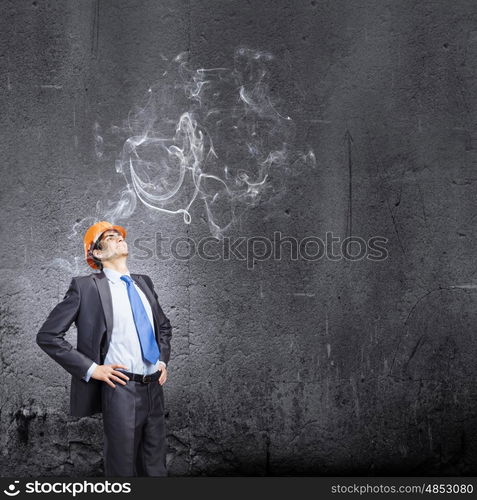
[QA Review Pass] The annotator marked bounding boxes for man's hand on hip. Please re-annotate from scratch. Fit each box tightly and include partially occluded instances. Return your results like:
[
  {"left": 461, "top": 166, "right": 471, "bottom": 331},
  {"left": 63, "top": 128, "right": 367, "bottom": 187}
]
[
  {"left": 158, "top": 365, "right": 167, "bottom": 385},
  {"left": 91, "top": 364, "right": 130, "bottom": 388}
]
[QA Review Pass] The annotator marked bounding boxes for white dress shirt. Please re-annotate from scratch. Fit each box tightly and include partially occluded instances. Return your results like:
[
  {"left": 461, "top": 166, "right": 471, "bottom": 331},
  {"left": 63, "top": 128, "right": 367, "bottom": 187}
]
[{"left": 83, "top": 267, "right": 165, "bottom": 382}]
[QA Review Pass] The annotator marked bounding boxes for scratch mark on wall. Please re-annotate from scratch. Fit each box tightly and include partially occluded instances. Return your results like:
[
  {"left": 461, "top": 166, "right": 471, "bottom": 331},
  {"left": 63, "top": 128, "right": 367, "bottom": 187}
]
[
  {"left": 91, "top": 0, "right": 100, "bottom": 57},
  {"left": 366, "top": 126, "right": 406, "bottom": 255},
  {"left": 344, "top": 129, "right": 353, "bottom": 239}
]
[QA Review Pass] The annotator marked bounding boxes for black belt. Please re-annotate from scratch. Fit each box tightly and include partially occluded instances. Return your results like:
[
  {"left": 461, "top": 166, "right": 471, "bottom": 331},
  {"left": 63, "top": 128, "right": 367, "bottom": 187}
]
[{"left": 120, "top": 370, "right": 161, "bottom": 384}]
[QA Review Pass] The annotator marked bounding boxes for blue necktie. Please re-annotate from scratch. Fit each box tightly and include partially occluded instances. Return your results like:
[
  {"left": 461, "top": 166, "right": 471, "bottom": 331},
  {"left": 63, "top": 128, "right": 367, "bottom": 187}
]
[{"left": 120, "top": 275, "right": 160, "bottom": 364}]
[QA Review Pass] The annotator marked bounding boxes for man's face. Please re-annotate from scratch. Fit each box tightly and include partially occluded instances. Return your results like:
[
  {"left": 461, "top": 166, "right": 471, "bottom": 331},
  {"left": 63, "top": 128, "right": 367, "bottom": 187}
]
[{"left": 92, "top": 229, "right": 128, "bottom": 262}]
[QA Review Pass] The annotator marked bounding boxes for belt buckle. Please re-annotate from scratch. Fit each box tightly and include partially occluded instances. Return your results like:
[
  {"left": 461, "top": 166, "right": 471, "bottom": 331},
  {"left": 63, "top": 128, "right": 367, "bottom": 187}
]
[{"left": 142, "top": 374, "right": 148, "bottom": 384}]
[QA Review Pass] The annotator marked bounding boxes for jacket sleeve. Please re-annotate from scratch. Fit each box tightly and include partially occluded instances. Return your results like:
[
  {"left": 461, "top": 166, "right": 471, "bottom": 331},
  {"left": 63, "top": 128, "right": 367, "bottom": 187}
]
[
  {"left": 36, "top": 278, "right": 95, "bottom": 381},
  {"left": 143, "top": 275, "right": 172, "bottom": 366}
]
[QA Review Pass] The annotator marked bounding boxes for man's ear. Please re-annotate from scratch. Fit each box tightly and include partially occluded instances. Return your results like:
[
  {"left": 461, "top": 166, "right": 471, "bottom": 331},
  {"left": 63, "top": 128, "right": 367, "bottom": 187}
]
[{"left": 92, "top": 248, "right": 102, "bottom": 259}]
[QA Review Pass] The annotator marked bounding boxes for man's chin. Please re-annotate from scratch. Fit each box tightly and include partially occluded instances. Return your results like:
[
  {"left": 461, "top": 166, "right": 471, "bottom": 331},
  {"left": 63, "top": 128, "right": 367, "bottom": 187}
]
[{"left": 105, "top": 250, "right": 128, "bottom": 261}]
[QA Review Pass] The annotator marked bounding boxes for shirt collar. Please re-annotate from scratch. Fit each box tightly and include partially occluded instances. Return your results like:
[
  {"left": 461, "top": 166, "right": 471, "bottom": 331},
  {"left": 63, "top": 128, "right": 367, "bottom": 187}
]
[{"left": 103, "top": 267, "right": 131, "bottom": 284}]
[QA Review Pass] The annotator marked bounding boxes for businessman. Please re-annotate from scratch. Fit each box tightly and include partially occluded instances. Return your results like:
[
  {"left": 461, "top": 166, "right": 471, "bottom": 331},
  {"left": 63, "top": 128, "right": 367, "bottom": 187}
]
[{"left": 37, "top": 221, "right": 173, "bottom": 477}]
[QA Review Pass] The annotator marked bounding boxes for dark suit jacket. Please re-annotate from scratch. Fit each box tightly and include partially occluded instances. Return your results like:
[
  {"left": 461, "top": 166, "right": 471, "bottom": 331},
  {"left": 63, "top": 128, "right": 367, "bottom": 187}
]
[{"left": 36, "top": 271, "right": 172, "bottom": 417}]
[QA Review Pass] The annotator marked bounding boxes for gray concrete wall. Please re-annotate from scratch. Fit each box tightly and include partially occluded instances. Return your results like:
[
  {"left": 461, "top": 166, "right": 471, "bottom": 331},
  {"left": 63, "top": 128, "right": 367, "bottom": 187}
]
[{"left": 1, "top": 0, "right": 477, "bottom": 476}]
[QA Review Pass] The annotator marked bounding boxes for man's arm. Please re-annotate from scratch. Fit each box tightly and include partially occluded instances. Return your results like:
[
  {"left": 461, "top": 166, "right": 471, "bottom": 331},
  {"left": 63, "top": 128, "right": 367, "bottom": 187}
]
[
  {"left": 37, "top": 278, "right": 95, "bottom": 381},
  {"left": 143, "top": 275, "right": 172, "bottom": 366}
]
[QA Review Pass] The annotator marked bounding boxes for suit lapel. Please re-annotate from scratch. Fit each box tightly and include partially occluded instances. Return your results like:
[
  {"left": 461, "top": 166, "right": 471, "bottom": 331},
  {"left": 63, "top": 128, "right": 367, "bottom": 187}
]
[{"left": 92, "top": 271, "right": 114, "bottom": 348}]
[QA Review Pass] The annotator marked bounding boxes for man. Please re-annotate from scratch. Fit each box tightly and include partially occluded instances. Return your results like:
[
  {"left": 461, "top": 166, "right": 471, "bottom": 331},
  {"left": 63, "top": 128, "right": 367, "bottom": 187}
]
[{"left": 36, "top": 221, "right": 172, "bottom": 477}]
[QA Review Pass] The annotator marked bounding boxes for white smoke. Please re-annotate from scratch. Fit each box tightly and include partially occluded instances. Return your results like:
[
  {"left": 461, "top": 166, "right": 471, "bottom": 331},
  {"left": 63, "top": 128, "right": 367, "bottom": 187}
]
[{"left": 91, "top": 47, "right": 314, "bottom": 238}]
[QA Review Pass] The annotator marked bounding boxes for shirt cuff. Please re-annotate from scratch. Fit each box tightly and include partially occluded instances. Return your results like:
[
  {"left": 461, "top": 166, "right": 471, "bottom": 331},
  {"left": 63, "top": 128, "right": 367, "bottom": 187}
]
[
  {"left": 158, "top": 361, "right": 167, "bottom": 370},
  {"left": 83, "top": 362, "right": 98, "bottom": 382}
]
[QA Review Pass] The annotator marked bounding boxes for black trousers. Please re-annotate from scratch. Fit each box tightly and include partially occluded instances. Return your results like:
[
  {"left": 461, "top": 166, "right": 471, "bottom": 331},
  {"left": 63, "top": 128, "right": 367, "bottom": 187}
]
[{"left": 101, "top": 378, "right": 167, "bottom": 477}]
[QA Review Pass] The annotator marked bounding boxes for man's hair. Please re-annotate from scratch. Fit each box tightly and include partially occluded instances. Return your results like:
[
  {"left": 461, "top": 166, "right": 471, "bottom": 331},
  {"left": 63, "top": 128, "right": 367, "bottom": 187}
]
[{"left": 90, "top": 238, "right": 104, "bottom": 271}]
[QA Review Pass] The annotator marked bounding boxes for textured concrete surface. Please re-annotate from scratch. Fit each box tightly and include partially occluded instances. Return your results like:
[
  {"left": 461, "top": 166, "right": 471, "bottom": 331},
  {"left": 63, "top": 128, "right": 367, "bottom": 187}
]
[{"left": 1, "top": 0, "right": 477, "bottom": 476}]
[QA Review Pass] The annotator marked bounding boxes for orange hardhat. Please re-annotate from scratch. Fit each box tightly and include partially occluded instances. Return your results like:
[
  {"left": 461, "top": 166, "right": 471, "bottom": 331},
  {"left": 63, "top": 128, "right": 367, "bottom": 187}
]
[{"left": 83, "top": 221, "right": 127, "bottom": 270}]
